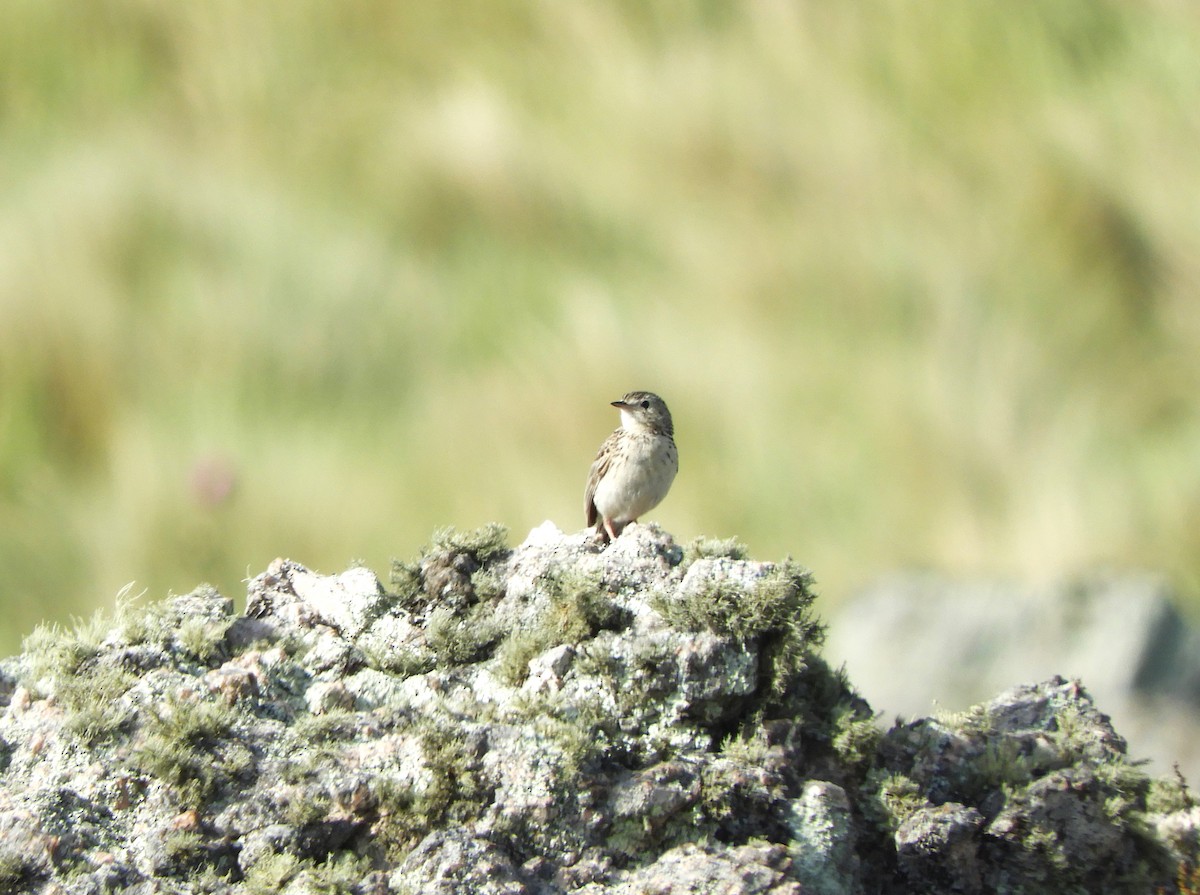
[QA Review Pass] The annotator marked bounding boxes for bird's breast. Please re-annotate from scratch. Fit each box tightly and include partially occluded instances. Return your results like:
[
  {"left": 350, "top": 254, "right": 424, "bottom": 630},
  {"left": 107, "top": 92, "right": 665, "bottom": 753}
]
[{"left": 591, "top": 435, "right": 678, "bottom": 523}]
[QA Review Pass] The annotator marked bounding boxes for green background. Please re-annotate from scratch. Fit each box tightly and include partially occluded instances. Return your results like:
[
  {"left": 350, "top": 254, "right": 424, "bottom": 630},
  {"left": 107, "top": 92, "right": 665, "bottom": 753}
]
[{"left": 3, "top": 1, "right": 1199, "bottom": 655}]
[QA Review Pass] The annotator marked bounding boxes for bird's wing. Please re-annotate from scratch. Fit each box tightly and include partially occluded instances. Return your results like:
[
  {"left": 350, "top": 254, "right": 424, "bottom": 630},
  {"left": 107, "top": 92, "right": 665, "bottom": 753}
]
[{"left": 584, "top": 432, "right": 618, "bottom": 526}]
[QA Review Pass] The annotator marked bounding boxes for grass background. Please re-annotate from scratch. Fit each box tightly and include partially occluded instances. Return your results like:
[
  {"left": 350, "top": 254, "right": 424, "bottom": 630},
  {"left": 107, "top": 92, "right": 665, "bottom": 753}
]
[{"left": 2, "top": 0, "right": 1199, "bottom": 656}]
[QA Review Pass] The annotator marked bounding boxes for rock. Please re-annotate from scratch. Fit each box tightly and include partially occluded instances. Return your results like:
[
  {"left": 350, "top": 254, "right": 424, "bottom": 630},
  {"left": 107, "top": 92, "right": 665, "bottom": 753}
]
[
  {"left": 250, "top": 561, "right": 388, "bottom": 639},
  {"left": 865, "top": 676, "right": 1184, "bottom": 892},
  {"left": 0, "top": 525, "right": 1194, "bottom": 894},
  {"left": 577, "top": 841, "right": 801, "bottom": 895},
  {"left": 304, "top": 680, "right": 355, "bottom": 714},
  {"left": 522, "top": 644, "right": 575, "bottom": 695},
  {"left": 826, "top": 572, "right": 1200, "bottom": 777},
  {"left": 786, "top": 781, "right": 860, "bottom": 895},
  {"left": 894, "top": 803, "right": 984, "bottom": 893},
  {"left": 391, "top": 830, "right": 533, "bottom": 895}
]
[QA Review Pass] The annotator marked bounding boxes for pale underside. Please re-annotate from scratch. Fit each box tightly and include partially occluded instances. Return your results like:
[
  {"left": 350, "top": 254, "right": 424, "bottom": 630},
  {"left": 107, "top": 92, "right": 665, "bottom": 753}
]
[{"left": 585, "top": 430, "right": 678, "bottom": 539}]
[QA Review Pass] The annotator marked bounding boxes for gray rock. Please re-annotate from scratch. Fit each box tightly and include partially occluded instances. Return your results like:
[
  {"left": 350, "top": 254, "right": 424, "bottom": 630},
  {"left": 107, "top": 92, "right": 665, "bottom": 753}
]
[
  {"left": 826, "top": 571, "right": 1200, "bottom": 777},
  {"left": 895, "top": 803, "right": 984, "bottom": 893},
  {"left": 392, "top": 830, "right": 534, "bottom": 895},
  {"left": 0, "top": 524, "right": 1193, "bottom": 894},
  {"left": 786, "top": 781, "right": 860, "bottom": 895},
  {"left": 581, "top": 841, "right": 802, "bottom": 895}
]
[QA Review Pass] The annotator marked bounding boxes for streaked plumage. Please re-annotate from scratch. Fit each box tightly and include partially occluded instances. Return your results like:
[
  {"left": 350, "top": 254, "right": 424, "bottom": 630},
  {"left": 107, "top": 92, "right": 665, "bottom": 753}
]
[{"left": 585, "top": 391, "right": 678, "bottom": 544}]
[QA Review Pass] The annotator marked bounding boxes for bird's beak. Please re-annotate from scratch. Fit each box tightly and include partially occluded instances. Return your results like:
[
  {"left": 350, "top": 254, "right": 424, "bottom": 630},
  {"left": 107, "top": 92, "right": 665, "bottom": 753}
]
[{"left": 611, "top": 399, "right": 628, "bottom": 409}]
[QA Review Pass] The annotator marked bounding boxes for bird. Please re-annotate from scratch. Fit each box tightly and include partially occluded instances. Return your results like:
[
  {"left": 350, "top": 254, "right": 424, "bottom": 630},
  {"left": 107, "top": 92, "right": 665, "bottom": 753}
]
[{"left": 584, "top": 391, "right": 678, "bottom": 545}]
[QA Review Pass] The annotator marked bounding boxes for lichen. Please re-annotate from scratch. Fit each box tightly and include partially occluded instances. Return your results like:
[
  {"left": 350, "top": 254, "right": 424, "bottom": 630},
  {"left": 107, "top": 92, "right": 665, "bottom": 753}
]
[
  {"left": 653, "top": 557, "right": 824, "bottom": 699},
  {"left": 130, "top": 693, "right": 253, "bottom": 809},
  {"left": 0, "top": 526, "right": 1194, "bottom": 894},
  {"left": 495, "top": 566, "right": 620, "bottom": 685}
]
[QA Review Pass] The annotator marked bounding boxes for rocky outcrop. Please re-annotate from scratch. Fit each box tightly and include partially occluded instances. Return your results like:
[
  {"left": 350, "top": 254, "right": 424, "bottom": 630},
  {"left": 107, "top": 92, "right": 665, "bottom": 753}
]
[
  {"left": 0, "top": 524, "right": 1196, "bottom": 893},
  {"left": 826, "top": 573, "right": 1200, "bottom": 780}
]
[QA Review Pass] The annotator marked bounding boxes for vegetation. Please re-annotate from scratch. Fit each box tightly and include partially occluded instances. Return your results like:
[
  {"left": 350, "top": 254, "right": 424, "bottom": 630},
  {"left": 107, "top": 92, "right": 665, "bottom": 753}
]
[
  {"left": 682, "top": 536, "right": 750, "bottom": 566},
  {"left": 2, "top": 1, "right": 1200, "bottom": 662},
  {"left": 654, "top": 558, "right": 824, "bottom": 698},
  {"left": 241, "top": 851, "right": 371, "bottom": 895},
  {"left": 371, "top": 722, "right": 492, "bottom": 856},
  {"left": 130, "top": 693, "right": 254, "bottom": 809},
  {"left": 21, "top": 600, "right": 139, "bottom": 746},
  {"left": 495, "top": 566, "right": 620, "bottom": 685}
]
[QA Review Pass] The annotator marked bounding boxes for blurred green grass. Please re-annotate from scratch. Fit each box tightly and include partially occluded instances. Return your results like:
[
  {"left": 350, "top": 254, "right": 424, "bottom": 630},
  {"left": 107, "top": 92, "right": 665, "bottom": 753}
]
[{"left": 2, "top": 0, "right": 1199, "bottom": 656}]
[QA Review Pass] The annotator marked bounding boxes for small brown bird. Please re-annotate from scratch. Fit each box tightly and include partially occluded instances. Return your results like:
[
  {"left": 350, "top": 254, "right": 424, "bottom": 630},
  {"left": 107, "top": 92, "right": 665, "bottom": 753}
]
[{"left": 584, "top": 391, "right": 678, "bottom": 544}]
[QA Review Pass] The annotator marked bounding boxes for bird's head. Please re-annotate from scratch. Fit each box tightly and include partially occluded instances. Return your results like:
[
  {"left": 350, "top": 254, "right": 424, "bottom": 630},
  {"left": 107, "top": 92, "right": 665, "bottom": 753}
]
[{"left": 612, "top": 391, "right": 673, "bottom": 437}]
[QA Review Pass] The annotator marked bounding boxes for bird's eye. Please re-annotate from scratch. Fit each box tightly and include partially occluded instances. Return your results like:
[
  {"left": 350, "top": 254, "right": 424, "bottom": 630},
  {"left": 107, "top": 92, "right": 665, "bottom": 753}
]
[{"left": 640, "top": 400, "right": 650, "bottom": 409}]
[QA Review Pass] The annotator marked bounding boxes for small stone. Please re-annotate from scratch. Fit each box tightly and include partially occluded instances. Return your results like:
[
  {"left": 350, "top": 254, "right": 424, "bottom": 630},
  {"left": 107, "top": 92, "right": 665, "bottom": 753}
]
[
  {"left": 205, "top": 664, "right": 260, "bottom": 704},
  {"left": 305, "top": 680, "right": 354, "bottom": 715},
  {"left": 522, "top": 644, "right": 575, "bottom": 695},
  {"left": 786, "top": 781, "right": 860, "bottom": 895},
  {"left": 289, "top": 566, "right": 387, "bottom": 639},
  {"left": 895, "top": 803, "right": 984, "bottom": 894}
]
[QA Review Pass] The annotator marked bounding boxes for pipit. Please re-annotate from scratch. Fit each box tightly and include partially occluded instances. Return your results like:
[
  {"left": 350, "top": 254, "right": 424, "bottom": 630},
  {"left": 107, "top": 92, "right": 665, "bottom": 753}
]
[{"left": 584, "top": 391, "right": 678, "bottom": 545}]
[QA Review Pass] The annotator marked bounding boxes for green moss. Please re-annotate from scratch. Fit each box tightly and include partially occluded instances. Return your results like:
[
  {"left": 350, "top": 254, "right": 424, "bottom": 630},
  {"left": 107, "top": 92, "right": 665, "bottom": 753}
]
[
  {"left": 389, "top": 523, "right": 510, "bottom": 613},
  {"left": 191, "top": 863, "right": 241, "bottom": 893},
  {"left": 428, "top": 523, "right": 510, "bottom": 563},
  {"left": 495, "top": 567, "right": 618, "bottom": 686},
  {"left": 292, "top": 708, "right": 360, "bottom": 743},
  {"left": 362, "top": 643, "right": 436, "bottom": 678},
  {"left": 697, "top": 759, "right": 782, "bottom": 846},
  {"left": 240, "top": 851, "right": 374, "bottom": 895},
  {"left": 20, "top": 612, "right": 141, "bottom": 746},
  {"left": 388, "top": 559, "right": 423, "bottom": 604},
  {"left": 21, "top": 616, "right": 107, "bottom": 688},
  {"left": 1094, "top": 760, "right": 1155, "bottom": 825},
  {"left": 530, "top": 712, "right": 603, "bottom": 780},
  {"left": 1049, "top": 702, "right": 1084, "bottom": 749},
  {"left": 175, "top": 615, "right": 232, "bottom": 665},
  {"left": 494, "top": 631, "right": 546, "bottom": 687},
  {"left": 368, "top": 775, "right": 420, "bottom": 849},
  {"left": 655, "top": 558, "right": 824, "bottom": 698},
  {"left": 131, "top": 694, "right": 254, "bottom": 809},
  {"left": 972, "top": 738, "right": 1039, "bottom": 794},
  {"left": 469, "top": 565, "right": 507, "bottom": 602},
  {"left": 862, "top": 770, "right": 927, "bottom": 835},
  {"left": 831, "top": 706, "right": 882, "bottom": 773},
  {"left": 284, "top": 787, "right": 334, "bottom": 828},
  {"left": 61, "top": 664, "right": 139, "bottom": 745},
  {"left": 302, "top": 852, "right": 374, "bottom": 894},
  {"left": 931, "top": 703, "right": 993, "bottom": 735},
  {"left": 372, "top": 722, "right": 490, "bottom": 857},
  {"left": 427, "top": 604, "right": 502, "bottom": 667},
  {"left": 1024, "top": 823, "right": 1074, "bottom": 873},
  {"left": 416, "top": 723, "right": 490, "bottom": 822},
  {"left": 683, "top": 536, "right": 749, "bottom": 565},
  {"left": 282, "top": 710, "right": 378, "bottom": 786},
  {"left": 1147, "top": 770, "right": 1195, "bottom": 815},
  {"left": 242, "top": 853, "right": 304, "bottom": 894},
  {"left": 162, "top": 829, "right": 206, "bottom": 862},
  {"left": 719, "top": 727, "right": 773, "bottom": 766}
]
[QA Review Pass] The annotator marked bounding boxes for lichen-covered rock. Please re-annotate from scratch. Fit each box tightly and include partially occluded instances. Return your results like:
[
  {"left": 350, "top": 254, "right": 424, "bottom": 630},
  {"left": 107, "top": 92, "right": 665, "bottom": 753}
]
[
  {"left": 894, "top": 803, "right": 984, "bottom": 893},
  {"left": 577, "top": 841, "right": 803, "bottom": 895},
  {"left": 391, "top": 830, "right": 534, "bottom": 895},
  {"left": 0, "top": 523, "right": 1195, "bottom": 894},
  {"left": 863, "top": 677, "right": 1194, "bottom": 892},
  {"left": 828, "top": 571, "right": 1200, "bottom": 781},
  {"left": 786, "top": 780, "right": 860, "bottom": 895}
]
